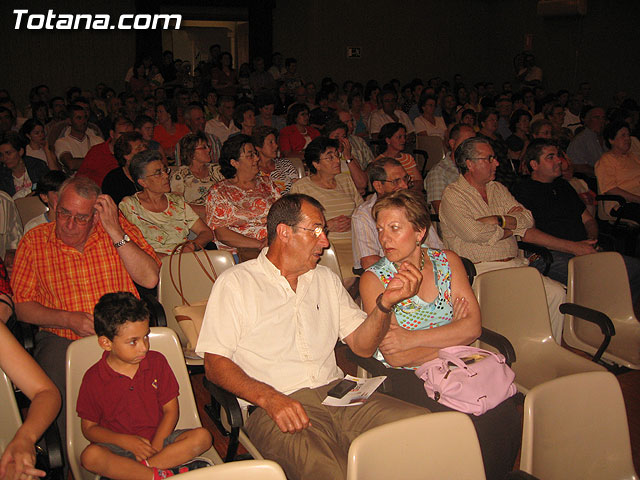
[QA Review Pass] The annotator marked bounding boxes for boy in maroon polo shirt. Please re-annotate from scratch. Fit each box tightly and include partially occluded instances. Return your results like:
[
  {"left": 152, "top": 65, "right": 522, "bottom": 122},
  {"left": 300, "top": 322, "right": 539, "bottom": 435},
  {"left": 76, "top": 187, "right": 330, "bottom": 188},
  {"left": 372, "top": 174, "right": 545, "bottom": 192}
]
[{"left": 76, "top": 292, "right": 212, "bottom": 480}]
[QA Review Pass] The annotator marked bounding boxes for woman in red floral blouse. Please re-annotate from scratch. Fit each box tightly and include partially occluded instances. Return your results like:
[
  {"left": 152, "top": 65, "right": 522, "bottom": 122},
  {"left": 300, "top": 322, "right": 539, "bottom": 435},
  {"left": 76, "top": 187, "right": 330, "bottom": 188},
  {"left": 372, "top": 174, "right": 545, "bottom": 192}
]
[{"left": 205, "top": 135, "right": 281, "bottom": 258}]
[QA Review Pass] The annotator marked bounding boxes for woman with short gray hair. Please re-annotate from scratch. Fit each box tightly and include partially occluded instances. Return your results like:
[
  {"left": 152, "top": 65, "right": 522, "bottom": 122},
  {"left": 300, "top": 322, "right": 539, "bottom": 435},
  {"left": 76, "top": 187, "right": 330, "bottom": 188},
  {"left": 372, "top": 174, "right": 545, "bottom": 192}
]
[{"left": 120, "top": 150, "right": 213, "bottom": 255}]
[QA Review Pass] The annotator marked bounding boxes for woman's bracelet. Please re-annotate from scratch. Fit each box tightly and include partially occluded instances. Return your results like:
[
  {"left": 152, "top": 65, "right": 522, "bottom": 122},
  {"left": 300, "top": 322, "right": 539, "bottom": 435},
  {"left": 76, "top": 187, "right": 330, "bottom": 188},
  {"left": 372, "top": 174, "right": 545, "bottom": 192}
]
[{"left": 376, "top": 293, "right": 393, "bottom": 314}]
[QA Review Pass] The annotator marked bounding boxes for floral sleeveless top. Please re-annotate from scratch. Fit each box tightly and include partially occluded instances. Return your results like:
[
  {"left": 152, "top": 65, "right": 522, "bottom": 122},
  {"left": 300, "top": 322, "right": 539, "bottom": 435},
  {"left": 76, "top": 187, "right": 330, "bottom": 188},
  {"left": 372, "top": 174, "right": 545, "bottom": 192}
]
[{"left": 368, "top": 249, "right": 453, "bottom": 367}]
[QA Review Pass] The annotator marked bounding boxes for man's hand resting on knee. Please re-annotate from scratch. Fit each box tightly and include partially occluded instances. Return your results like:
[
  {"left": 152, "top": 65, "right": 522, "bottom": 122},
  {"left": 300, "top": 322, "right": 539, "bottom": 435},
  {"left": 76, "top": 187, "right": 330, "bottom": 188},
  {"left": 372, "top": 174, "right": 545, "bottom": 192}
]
[{"left": 262, "top": 390, "right": 311, "bottom": 434}]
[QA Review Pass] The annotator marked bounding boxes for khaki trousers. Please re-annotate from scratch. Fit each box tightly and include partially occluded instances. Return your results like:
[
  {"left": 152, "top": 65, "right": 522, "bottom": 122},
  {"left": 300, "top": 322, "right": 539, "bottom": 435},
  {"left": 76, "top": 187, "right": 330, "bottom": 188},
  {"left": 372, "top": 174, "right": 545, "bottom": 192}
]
[{"left": 245, "top": 379, "right": 429, "bottom": 480}]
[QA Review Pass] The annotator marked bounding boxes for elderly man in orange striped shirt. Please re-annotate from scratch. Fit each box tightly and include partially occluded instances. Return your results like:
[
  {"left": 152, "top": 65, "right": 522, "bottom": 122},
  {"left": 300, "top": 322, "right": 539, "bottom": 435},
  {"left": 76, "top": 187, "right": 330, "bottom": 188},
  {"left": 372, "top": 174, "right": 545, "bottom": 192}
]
[{"left": 11, "top": 175, "right": 160, "bottom": 466}]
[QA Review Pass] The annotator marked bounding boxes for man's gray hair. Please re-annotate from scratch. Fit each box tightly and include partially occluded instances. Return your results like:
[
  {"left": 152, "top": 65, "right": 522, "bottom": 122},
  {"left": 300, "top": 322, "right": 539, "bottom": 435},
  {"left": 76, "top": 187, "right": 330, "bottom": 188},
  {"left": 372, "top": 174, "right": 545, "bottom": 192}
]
[
  {"left": 454, "top": 137, "right": 491, "bottom": 174},
  {"left": 58, "top": 175, "right": 101, "bottom": 199},
  {"left": 183, "top": 104, "right": 203, "bottom": 123},
  {"left": 366, "top": 157, "right": 403, "bottom": 184}
]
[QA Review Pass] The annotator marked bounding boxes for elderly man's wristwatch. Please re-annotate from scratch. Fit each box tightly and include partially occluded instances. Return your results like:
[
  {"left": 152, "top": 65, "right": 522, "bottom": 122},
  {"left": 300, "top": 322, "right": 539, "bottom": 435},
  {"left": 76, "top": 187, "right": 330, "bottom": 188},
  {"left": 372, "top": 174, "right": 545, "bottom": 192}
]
[{"left": 113, "top": 234, "right": 131, "bottom": 249}]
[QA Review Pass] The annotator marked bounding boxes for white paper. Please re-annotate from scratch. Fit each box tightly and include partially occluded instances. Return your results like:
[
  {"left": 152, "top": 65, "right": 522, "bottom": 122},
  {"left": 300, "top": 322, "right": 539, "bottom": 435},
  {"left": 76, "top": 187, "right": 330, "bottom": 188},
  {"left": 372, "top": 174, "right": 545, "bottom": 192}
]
[{"left": 322, "top": 374, "right": 387, "bottom": 406}]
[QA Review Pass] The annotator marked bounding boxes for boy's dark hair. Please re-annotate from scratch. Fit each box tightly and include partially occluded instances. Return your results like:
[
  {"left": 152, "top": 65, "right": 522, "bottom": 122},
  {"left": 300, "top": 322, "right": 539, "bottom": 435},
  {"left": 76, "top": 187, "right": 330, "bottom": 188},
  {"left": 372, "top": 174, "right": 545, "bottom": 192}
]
[{"left": 94, "top": 292, "right": 149, "bottom": 340}]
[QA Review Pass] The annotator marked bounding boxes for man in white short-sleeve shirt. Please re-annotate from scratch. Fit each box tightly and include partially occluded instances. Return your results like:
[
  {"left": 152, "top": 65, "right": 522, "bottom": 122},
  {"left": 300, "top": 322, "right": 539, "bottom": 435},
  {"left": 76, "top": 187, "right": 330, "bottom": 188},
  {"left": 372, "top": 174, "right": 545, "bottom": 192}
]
[
  {"left": 54, "top": 105, "right": 103, "bottom": 172},
  {"left": 368, "top": 88, "right": 415, "bottom": 138},
  {"left": 196, "top": 194, "right": 427, "bottom": 480}
]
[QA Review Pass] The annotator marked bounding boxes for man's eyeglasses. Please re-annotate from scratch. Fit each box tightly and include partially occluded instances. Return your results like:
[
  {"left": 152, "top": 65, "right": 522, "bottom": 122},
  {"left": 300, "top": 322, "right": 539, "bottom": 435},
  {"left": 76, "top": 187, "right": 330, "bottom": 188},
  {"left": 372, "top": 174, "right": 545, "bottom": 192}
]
[
  {"left": 56, "top": 209, "right": 94, "bottom": 225},
  {"left": 470, "top": 155, "right": 498, "bottom": 163},
  {"left": 381, "top": 175, "right": 412, "bottom": 187},
  {"left": 145, "top": 166, "right": 171, "bottom": 178},
  {"left": 295, "top": 225, "right": 329, "bottom": 238}
]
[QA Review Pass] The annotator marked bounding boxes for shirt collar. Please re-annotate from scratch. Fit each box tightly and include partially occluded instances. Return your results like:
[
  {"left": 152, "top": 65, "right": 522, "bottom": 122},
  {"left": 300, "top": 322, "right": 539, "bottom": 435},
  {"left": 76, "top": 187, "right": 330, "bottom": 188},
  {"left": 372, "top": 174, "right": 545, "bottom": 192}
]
[
  {"left": 258, "top": 247, "right": 316, "bottom": 291},
  {"left": 97, "top": 350, "right": 151, "bottom": 382},
  {"left": 47, "top": 220, "right": 107, "bottom": 252}
]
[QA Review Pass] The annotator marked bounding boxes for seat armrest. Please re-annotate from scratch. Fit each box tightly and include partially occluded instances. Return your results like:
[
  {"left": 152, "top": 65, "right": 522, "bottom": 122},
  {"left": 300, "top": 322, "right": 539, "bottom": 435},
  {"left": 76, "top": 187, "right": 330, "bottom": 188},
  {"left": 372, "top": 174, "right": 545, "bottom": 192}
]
[
  {"left": 478, "top": 327, "right": 516, "bottom": 366},
  {"left": 203, "top": 377, "right": 244, "bottom": 429},
  {"left": 595, "top": 194, "right": 626, "bottom": 206},
  {"left": 202, "top": 377, "right": 244, "bottom": 462},
  {"left": 141, "top": 293, "right": 166, "bottom": 328},
  {"left": 559, "top": 302, "right": 615, "bottom": 363},
  {"left": 413, "top": 148, "right": 428, "bottom": 176},
  {"left": 41, "top": 421, "right": 64, "bottom": 473},
  {"left": 518, "top": 241, "right": 553, "bottom": 276},
  {"left": 343, "top": 348, "right": 395, "bottom": 392},
  {"left": 344, "top": 349, "right": 388, "bottom": 377}
]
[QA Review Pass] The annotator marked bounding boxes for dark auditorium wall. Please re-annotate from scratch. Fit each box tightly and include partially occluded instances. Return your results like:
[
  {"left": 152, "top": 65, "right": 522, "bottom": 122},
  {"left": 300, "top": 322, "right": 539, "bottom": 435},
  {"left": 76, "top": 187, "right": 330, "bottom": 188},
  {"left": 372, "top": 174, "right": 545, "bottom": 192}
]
[
  {"left": 1, "top": 1, "right": 137, "bottom": 104},
  {"left": 2, "top": 0, "right": 639, "bottom": 105},
  {"left": 272, "top": 0, "right": 640, "bottom": 103}
]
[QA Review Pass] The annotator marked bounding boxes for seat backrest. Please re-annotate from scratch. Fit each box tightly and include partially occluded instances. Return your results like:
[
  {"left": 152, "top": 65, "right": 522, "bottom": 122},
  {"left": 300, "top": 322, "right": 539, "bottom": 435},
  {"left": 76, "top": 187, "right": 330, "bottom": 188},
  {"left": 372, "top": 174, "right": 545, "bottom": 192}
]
[
  {"left": 474, "top": 267, "right": 554, "bottom": 345},
  {"left": 288, "top": 157, "right": 306, "bottom": 179},
  {"left": 14, "top": 195, "right": 47, "bottom": 228},
  {"left": 319, "top": 242, "right": 343, "bottom": 281},
  {"left": 0, "top": 368, "right": 23, "bottom": 455},
  {"left": 174, "top": 460, "right": 286, "bottom": 479},
  {"left": 568, "top": 252, "right": 632, "bottom": 321},
  {"left": 521, "top": 371, "right": 637, "bottom": 480},
  {"left": 566, "top": 251, "right": 640, "bottom": 368},
  {"left": 416, "top": 135, "right": 445, "bottom": 173},
  {"left": 346, "top": 412, "right": 485, "bottom": 480},
  {"left": 473, "top": 266, "right": 607, "bottom": 392},
  {"left": 66, "top": 327, "right": 206, "bottom": 480},
  {"left": 158, "top": 250, "right": 235, "bottom": 348}
]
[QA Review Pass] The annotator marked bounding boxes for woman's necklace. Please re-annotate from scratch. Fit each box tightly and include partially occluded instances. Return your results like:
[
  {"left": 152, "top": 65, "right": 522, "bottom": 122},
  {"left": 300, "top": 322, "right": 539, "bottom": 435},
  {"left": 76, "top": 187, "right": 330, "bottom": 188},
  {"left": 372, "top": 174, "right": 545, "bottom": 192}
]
[{"left": 394, "top": 248, "right": 425, "bottom": 272}]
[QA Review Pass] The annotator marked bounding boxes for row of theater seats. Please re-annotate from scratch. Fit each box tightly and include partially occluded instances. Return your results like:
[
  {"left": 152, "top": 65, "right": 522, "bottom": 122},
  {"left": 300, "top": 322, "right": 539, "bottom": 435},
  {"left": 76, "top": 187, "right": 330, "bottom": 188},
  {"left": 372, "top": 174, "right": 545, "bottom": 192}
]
[
  {"left": 3, "top": 206, "right": 638, "bottom": 478},
  {"left": 156, "top": 246, "right": 637, "bottom": 479},
  {"left": 4, "top": 322, "right": 634, "bottom": 480}
]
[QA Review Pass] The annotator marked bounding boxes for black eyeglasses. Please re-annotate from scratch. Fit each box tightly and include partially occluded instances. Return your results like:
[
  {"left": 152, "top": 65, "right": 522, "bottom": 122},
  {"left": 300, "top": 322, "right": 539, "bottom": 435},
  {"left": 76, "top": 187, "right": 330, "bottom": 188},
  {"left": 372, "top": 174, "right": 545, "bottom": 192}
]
[
  {"left": 381, "top": 175, "right": 412, "bottom": 187},
  {"left": 295, "top": 225, "right": 329, "bottom": 238}
]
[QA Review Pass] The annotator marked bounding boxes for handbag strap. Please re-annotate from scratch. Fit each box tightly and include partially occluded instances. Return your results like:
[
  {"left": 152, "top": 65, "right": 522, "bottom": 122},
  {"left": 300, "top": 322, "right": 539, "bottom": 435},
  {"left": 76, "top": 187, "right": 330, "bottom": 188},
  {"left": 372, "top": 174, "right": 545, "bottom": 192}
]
[
  {"left": 437, "top": 347, "right": 504, "bottom": 376},
  {"left": 168, "top": 241, "right": 218, "bottom": 306}
]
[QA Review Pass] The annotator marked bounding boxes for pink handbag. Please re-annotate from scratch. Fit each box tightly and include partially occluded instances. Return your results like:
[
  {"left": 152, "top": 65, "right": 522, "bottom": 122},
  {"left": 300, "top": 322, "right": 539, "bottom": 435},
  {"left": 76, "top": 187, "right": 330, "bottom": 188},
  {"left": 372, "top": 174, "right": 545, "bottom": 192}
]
[{"left": 415, "top": 346, "right": 517, "bottom": 416}]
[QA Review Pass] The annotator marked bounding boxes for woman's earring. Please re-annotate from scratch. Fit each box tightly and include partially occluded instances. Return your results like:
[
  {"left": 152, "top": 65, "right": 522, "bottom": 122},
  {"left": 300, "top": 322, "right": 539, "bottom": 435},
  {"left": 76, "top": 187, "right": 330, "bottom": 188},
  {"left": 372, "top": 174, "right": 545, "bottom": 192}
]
[{"left": 416, "top": 240, "right": 421, "bottom": 247}]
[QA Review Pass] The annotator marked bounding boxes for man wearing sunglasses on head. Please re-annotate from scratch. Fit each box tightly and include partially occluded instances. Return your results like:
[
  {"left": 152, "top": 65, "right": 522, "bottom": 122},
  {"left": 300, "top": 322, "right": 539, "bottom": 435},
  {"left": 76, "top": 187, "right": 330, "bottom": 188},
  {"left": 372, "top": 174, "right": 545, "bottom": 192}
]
[
  {"left": 10, "top": 175, "right": 160, "bottom": 465},
  {"left": 352, "top": 157, "right": 443, "bottom": 272}
]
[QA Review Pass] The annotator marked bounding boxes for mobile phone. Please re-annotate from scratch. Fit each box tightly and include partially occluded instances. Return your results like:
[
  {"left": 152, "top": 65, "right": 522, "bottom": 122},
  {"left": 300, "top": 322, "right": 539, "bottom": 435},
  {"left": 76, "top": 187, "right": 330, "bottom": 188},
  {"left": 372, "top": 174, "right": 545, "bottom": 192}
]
[{"left": 327, "top": 379, "right": 357, "bottom": 398}]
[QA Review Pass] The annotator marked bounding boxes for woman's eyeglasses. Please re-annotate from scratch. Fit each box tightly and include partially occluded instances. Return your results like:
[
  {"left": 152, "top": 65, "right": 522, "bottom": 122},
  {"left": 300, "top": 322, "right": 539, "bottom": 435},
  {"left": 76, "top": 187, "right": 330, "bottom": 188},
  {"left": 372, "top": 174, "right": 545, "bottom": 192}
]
[{"left": 145, "top": 166, "right": 171, "bottom": 178}]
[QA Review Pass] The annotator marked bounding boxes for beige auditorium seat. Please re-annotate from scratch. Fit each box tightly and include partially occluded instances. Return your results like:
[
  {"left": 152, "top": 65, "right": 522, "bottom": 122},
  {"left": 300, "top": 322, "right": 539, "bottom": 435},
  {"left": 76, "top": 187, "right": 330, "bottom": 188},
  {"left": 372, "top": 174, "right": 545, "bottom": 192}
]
[
  {"left": 415, "top": 135, "right": 445, "bottom": 175},
  {"left": 158, "top": 249, "right": 235, "bottom": 365},
  {"left": 14, "top": 195, "right": 47, "bottom": 228},
  {"left": 346, "top": 412, "right": 485, "bottom": 480},
  {"left": 521, "top": 371, "right": 638, "bottom": 480},
  {"left": 474, "top": 266, "right": 605, "bottom": 393},
  {"left": 173, "top": 460, "right": 286, "bottom": 479},
  {"left": 66, "top": 327, "right": 223, "bottom": 480},
  {"left": 0, "top": 366, "right": 63, "bottom": 475},
  {"left": 0, "top": 367, "right": 25, "bottom": 458},
  {"left": 288, "top": 157, "right": 306, "bottom": 178},
  {"left": 319, "top": 241, "right": 343, "bottom": 281},
  {"left": 565, "top": 252, "right": 640, "bottom": 369}
]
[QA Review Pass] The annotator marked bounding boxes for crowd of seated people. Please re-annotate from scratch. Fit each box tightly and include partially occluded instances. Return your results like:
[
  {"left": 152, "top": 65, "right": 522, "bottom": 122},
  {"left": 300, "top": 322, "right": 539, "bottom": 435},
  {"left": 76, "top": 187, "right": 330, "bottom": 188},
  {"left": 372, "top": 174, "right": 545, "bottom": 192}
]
[{"left": 2, "top": 45, "right": 640, "bottom": 480}]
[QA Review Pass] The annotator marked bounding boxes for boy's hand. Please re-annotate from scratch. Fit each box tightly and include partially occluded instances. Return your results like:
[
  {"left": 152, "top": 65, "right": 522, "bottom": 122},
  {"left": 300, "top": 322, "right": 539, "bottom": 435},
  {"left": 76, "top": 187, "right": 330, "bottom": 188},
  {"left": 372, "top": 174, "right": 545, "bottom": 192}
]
[
  {"left": 151, "top": 439, "right": 164, "bottom": 453},
  {"left": 119, "top": 435, "right": 157, "bottom": 461}
]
